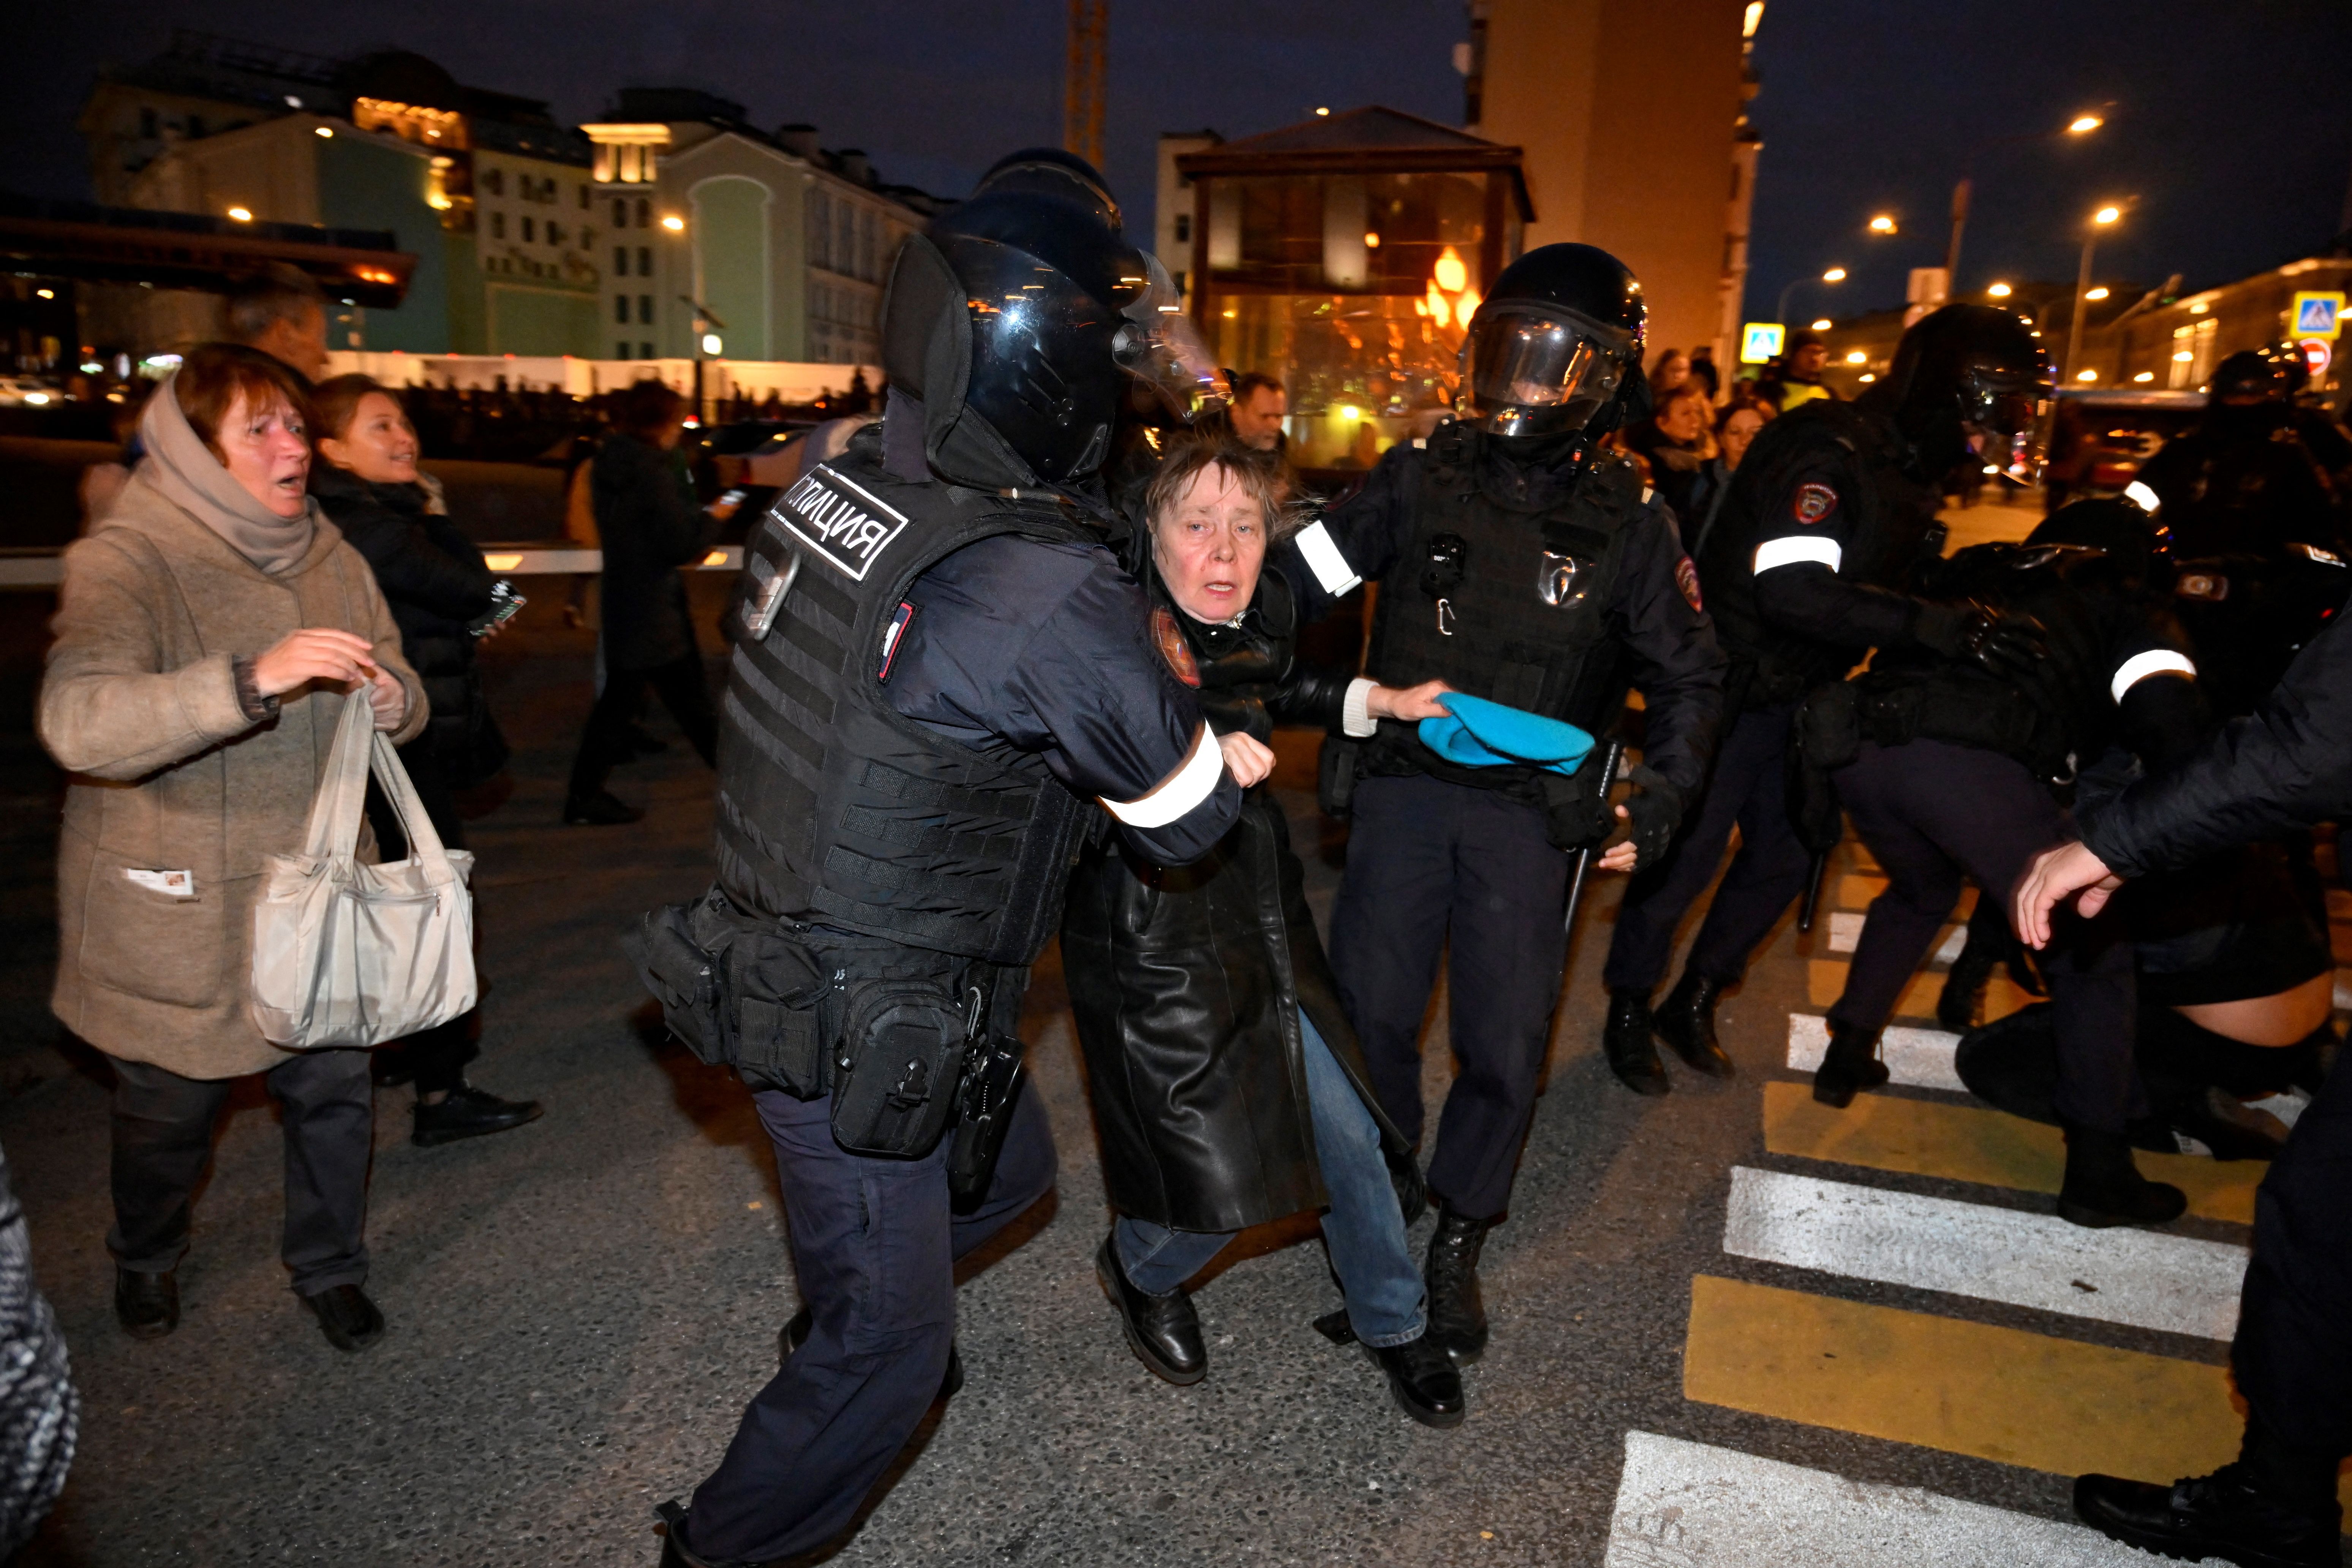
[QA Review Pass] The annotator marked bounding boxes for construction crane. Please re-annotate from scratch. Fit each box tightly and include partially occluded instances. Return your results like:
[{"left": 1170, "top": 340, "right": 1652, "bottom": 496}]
[{"left": 1065, "top": 0, "right": 1107, "bottom": 169}]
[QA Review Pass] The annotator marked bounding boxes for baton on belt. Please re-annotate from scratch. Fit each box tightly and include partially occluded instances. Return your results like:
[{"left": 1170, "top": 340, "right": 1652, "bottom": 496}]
[
  {"left": 1797, "top": 847, "right": 1830, "bottom": 935},
  {"left": 1563, "top": 739, "right": 1627, "bottom": 936}
]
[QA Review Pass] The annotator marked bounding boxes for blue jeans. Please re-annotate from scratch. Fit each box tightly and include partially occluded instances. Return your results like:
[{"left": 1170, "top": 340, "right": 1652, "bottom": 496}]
[{"left": 1115, "top": 1013, "right": 1426, "bottom": 1347}]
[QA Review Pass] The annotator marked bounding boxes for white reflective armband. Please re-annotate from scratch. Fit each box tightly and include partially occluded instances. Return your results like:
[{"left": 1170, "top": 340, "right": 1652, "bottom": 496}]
[
  {"left": 2123, "top": 479, "right": 2161, "bottom": 515},
  {"left": 1342, "top": 677, "right": 1378, "bottom": 738},
  {"left": 1293, "top": 520, "right": 1363, "bottom": 597},
  {"left": 1102, "top": 722, "right": 1225, "bottom": 828},
  {"left": 1752, "top": 536, "right": 1843, "bottom": 575},
  {"left": 2110, "top": 649, "right": 2196, "bottom": 703}
]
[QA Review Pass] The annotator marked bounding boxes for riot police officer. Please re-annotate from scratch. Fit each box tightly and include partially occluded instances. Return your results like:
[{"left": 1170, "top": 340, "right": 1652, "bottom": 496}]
[
  {"left": 643, "top": 169, "right": 1244, "bottom": 1568},
  {"left": 1600, "top": 304, "right": 2050, "bottom": 1094},
  {"left": 1817, "top": 497, "right": 2210, "bottom": 1226},
  {"left": 1272, "top": 243, "right": 1724, "bottom": 1364}
]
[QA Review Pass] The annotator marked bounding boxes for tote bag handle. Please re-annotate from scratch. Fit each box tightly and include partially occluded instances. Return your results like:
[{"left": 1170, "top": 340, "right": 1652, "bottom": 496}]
[{"left": 296, "top": 692, "right": 461, "bottom": 884}]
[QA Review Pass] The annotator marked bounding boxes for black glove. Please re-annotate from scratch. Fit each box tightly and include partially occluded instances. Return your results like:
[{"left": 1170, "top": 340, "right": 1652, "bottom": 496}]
[
  {"left": 1620, "top": 765, "right": 1685, "bottom": 869},
  {"left": 1912, "top": 600, "right": 2049, "bottom": 680}
]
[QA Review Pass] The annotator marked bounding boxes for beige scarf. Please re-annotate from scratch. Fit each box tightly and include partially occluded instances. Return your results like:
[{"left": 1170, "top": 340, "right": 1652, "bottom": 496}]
[{"left": 139, "top": 372, "right": 319, "bottom": 575}]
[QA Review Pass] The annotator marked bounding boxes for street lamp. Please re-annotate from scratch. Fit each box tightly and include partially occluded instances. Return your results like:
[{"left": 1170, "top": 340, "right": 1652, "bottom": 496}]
[
  {"left": 1987, "top": 281, "right": 2013, "bottom": 298},
  {"left": 1868, "top": 213, "right": 1898, "bottom": 234},
  {"left": 1777, "top": 266, "right": 1847, "bottom": 327},
  {"left": 2062, "top": 202, "right": 2126, "bottom": 388},
  {"left": 1947, "top": 108, "right": 2108, "bottom": 285}
]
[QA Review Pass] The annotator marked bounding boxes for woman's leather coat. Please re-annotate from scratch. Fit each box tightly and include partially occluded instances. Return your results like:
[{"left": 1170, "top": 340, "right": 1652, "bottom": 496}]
[{"left": 1062, "top": 563, "right": 1410, "bottom": 1233}]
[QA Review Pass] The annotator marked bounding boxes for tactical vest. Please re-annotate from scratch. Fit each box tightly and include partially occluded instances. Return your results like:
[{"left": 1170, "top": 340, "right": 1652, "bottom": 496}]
[
  {"left": 1362, "top": 421, "right": 1644, "bottom": 786},
  {"left": 713, "top": 447, "right": 1093, "bottom": 964},
  {"left": 1698, "top": 400, "right": 1942, "bottom": 711}
]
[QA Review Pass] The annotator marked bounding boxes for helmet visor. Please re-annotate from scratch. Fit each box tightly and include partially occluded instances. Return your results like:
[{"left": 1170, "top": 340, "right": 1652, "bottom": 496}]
[
  {"left": 1461, "top": 310, "right": 1628, "bottom": 436},
  {"left": 1113, "top": 254, "right": 1230, "bottom": 420},
  {"left": 1957, "top": 359, "right": 2053, "bottom": 439}
]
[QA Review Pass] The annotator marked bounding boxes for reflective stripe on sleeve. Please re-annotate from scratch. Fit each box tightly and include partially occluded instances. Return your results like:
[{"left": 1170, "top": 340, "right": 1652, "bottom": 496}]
[
  {"left": 2110, "top": 649, "right": 2197, "bottom": 703},
  {"left": 1293, "top": 520, "right": 1363, "bottom": 597},
  {"left": 1342, "top": 677, "right": 1378, "bottom": 738},
  {"left": 1102, "top": 722, "right": 1224, "bottom": 828},
  {"left": 1752, "top": 536, "right": 1843, "bottom": 575},
  {"left": 2123, "top": 479, "right": 2161, "bottom": 515}
]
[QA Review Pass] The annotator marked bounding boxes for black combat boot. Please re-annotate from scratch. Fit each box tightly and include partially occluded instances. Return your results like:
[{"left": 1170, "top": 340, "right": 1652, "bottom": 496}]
[
  {"left": 1811, "top": 1024, "right": 1890, "bottom": 1108},
  {"left": 114, "top": 1266, "right": 178, "bottom": 1340},
  {"left": 2075, "top": 1419, "right": 2344, "bottom": 1568},
  {"left": 1365, "top": 1332, "right": 1466, "bottom": 1429},
  {"left": 1095, "top": 1233, "right": 1206, "bottom": 1385},
  {"left": 653, "top": 1500, "right": 760, "bottom": 1568},
  {"left": 1602, "top": 989, "right": 1669, "bottom": 1096},
  {"left": 1654, "top": 971, "right": 1735, "bottom": 1078},
  {"left": 1423, "top": 1204, "right": 1492, "bottom": 1364},
  {"left": 778, "top": 1305, "right": 963, "bottom": 1399},
  {"left": 2058, "top": 1122, "right": 2188, "bottom": 1228}
]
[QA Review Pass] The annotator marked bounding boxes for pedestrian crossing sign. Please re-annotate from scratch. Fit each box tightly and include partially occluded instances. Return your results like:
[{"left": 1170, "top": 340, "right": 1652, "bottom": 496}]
[
  {"left": 1740, "top": 322, "right": 1786, "bottom": 364},
  {"left": 2289, "top": 291, "right": 2342, "bottom": 340}
]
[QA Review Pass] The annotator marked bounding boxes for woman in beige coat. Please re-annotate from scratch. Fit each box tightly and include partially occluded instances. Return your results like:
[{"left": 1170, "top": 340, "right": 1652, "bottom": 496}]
[{"left": 40, "top": 344, "right": 425, "bottom": 1353}]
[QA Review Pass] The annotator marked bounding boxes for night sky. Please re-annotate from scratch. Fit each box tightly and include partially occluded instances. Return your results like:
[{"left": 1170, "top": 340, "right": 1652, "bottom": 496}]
[{"left": 8, "top": 1, "right": 2350, "bottom": 326}]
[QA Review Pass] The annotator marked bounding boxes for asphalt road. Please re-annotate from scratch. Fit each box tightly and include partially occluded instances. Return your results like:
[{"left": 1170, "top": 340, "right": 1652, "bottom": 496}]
[{"left": 1, "top": 559, "right": 2335, "bottom": 1565}]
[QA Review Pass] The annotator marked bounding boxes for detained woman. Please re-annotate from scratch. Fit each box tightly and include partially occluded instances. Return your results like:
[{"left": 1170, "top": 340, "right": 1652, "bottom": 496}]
[
  {"left": 41, "top": 344, "right": 424, "bottom": 1351},
  {"left": 1062, "top": 439, "right": 1466, "bottom": 1427},
  {"left": 310, "top": 375, "right": 542, "bottom": 1147}
]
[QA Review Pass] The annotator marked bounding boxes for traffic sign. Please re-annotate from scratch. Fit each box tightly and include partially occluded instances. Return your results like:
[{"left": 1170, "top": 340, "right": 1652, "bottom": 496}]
[
  {"left": 2300, "top": 338, "right": 2332, "bottom": 377},
  {"left": 1740, "top": 322, "right": 1786, "bottom": 364},
  {"left": 2289, "top": 291, "right": 2343, "bottom": 340}
]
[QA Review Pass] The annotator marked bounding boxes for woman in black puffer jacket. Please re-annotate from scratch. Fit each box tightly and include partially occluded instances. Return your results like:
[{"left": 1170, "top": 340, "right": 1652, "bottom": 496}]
[
  {"left": 311, "top": 375, "right": 541, "bottom": 1148},
  {"left": 1063, "top": 438, "right": 1468, "bottom": 1428}
]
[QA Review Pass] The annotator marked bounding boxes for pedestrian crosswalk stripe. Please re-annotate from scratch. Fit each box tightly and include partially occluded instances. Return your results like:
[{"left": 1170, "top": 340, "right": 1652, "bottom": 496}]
[
  {"left": 1759, "top": 1083, "right": 2260, "bottom": 1224},
  {"left": 1827, "top": 910, "right": 1962, "bottom": 962},
  {"left": 1721, "top": 1166, "right": 2246, "bottom": 1340},
  {"left": 1604, "top": 1430, "right": 2206, "bottom": 1568},
  {"left": 1785, "top": 1014, "right": 1964, "bottom": 1091},
  {"left": 2338, "top": 975, "right": 2352, "bottom": 1013},
  {"left": 1683, "top": 1274, "right": 2243, "bottom": 1483},
  {"left": 1804, "top": 958, "right": 2033, "bottom": 1022}
]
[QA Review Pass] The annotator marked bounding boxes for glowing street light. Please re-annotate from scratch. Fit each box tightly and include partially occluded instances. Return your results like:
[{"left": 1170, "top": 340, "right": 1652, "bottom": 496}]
[
  {"left": 1845, "top": 350, "right": 1868, "bottom": 364},
  {"left": 2085, "top": 286, "right": 2111, "bottom": 301},
  {"left": 1822, "top": 266, "right": 1847, "bottom": 282},
  {"left": 1434, "top": 247, "right": 1469, "bottom": 293},
  {"left": 2068, "top": 114, "right": 2104, "bottom": 134},
  {"left": 2093, "top": 205, "right": 2122, "bottom": 226},
  {"left": 1987, "top": 281, "right": 2013, "bottom": 298},
  {"left": 226, "top": 206, "right": 254, "bottom": 222},
  {"left": 1810, "top": 318, "right": 1833, "bottom": 330},
  {"left": 661, "top": 214, "right": 686, "bottom": 232},
  {"left": 1868, "top": 214, "right": 1898, "bottom": 234}
]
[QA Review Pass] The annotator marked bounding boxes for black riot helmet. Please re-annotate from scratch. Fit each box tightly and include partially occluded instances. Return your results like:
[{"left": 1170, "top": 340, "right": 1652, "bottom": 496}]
[
  {"left": 2211, "top": 348, "right": 2290, "bottom": 405},
  {"left": 1458, "top": 243, "right": 1648, "bottom": 439},
  {"left": 1869, "top": 303, "right": 2054, "bottom": 477},
  {"left": 972, "top": 146, "right": 1124, "bottom": 232},
  {"left": 882, "top": 185, "right": 1225, "bottom": 489},
  {"left": 2026, "top": 495, "right": 2170, "bottom": 585}
]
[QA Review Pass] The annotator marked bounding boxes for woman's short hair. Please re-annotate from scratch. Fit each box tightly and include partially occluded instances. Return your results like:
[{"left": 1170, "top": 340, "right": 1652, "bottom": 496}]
[
  {"left": 1714, "top": 397, "right": 1771, "bottom": 436},
  {"left": 310, "top": 374, "right": 398, "bottom": 450},
  {"left": 613, "top": 378, "right": 685, "bottom": 438},
  {"left": 172, "top": 343, "right": 315, "bottom": 461},
  {"left": 1142, "top": 435, "right": 1295, "bottom": 539}
]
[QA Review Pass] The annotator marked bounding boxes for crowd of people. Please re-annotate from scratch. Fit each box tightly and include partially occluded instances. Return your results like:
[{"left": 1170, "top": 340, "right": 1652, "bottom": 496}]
[{"left": 6, "top": 145, "right": 2350, "bottom": 1568}]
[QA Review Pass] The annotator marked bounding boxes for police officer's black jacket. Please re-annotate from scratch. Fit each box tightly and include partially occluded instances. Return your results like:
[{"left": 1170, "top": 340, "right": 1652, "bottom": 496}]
[
  {"left": 2081, "top": 612, "right": 2352, "bottom": 880},
  {"left": 1699, "top": 396, "right": 1945, "bottom": 714},
  {"left": 2136, "top": 406, "right": 2340, "bottom": 561},
  {"left": 1271, "top": 419, "right": 1723, "bottom": 815},
  {"left": 1062, "top": 565, "right": 1410, "bottom": 1233},
  {"left": 716, "top": 417, "right": 1241, "bottom": 969},
  {"left": 1853, "top": 540, "right": 2205, "bottom": 782},
  {"left": 312, "top": 465, "right": 509, "bottom": 787}
]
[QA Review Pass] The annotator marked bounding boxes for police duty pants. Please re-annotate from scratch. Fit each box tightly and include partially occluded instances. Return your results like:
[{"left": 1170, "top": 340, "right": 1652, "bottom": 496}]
[
  {"left": 1331, "top": 773, "right": 1569, "bottom": 1222},
  {"left": 566, "top": 651, "right": 718, "bottom": 801},
  {"left": 2233, "top": 1049, "right": 2352, "bottom": 1471},
  {"left": 1604, "top": 706, "right": 1815, "bottom": 992},
  {"left": 1829, "top": 739, "right": 2147, "bottom": 1132},
  {"left": 106, "top": 1050, "right": 373, "bottom": 1296},
  {"left": 681, "top": 1083, "right": 1056, "bottom": 1563}
]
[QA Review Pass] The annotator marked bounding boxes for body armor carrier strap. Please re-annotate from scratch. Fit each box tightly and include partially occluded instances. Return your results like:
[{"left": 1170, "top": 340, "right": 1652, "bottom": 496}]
[{"left": 714, "top": 443, "right": 1095, "bottom": 964}]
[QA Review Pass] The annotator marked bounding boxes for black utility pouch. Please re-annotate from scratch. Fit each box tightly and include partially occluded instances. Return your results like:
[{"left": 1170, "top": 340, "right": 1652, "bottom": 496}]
[
  {"left": 724, "top": 927, "right": 828, "bottom": 1097},
  {"left": 1536, "top": 757, "right": 1614, "bottom": 853},
  {"left": 829, "top": 979, "right": 975, "bottom": 1158},
  {"left": 1317, "top": 734, "right": 1361, "bottom": 820},
  {"left": 1788, "top": 681, "right": 1864, "bottom": 855},
  {"left": 622, "top": 900, "right": 731, "bottom": 1066}
]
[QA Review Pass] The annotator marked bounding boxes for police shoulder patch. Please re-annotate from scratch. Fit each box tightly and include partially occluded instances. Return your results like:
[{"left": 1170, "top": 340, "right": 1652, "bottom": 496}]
[
  {"left": 1792, "top": 482, "right": 1838, "bottom": 525},
  {"left": 1675, "top": 555, "right": 1704, "bottom": 614},
  {"left": 1151, "top": 607, "right": 1201, "bottom": 687},
  {"left": 772, "top": 463, "right": 910, "bottom": 581}
]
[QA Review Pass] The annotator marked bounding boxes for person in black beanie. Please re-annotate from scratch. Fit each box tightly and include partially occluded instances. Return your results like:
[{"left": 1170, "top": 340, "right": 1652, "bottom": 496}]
[{"left": 311, "top": 375, "right": 542, "bottom": 1146}]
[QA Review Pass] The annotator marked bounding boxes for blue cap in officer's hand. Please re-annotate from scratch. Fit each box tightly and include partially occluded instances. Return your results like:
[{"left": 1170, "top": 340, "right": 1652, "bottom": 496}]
[{"left": 1417, "top": 692, "right": 1596, "bottom": 776}]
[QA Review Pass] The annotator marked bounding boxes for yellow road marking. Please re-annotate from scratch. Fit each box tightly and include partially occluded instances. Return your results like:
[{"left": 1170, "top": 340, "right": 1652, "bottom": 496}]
[
  {"left": 1805, "top": 959, "right": 2031, "bottom": 1023},
  {"left": 1760, "top": 1082, "right": 2260, "bottom": 1224}
]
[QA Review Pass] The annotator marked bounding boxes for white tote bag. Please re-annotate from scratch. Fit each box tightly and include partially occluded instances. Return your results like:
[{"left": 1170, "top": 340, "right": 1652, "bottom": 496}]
[{"left": 251, "top": 692, "right": 478, "bottom": 1048}]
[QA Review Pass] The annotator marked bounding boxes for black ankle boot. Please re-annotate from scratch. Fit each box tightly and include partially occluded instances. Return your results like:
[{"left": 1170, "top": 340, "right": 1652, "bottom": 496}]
[
  {"left": 654, "top": 1500, "right": 761, "bottom": 1568},
  {"left": 1811, "top": 1024, "right": 1890, "bottom": 1108},
  {"left": 2058, "top": 1122, "right": 2188, "bottom": 1228},
  {"left": 1424, "top": 1204, "right": 1492, "bottom": 1364},
  {"left": 1094, "top": 1233, "right": 1206, "bottom": 1385},
  {"left": 2075, "top": 1458, "right": 2342, "bottom": 1568},
  {"left": 114, "top": 1266, "right": 178, "bottom": 1340},
  {"left": 1655, "top": 971, "right": 1735, "bottom": 1078},
  {"left": 1366, "top": 1332, "right": 1466, "bottom": 1428},
  {"left": 1602, "top": 989, "right": 1669, "bottom": 1096},
  {"left": 1936, "top": 941, "right": 1999, "bottom": 1032}
]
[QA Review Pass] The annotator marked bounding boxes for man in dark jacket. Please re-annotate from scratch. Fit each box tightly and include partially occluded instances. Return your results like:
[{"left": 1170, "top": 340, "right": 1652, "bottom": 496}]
[
  {"left": 564, "top": 380, "right": 727, "bottom": 825},
  {"left": 2015, "top": 615, "right": 2352, "bottom": 1568}
]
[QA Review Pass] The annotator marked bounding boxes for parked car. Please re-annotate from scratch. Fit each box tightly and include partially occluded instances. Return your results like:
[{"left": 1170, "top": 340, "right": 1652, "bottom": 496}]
[
  {"left": 2043, "top": 387, "right": 2207, "bottom": 504},
  {"left": 0, "top": 378, "right": 60, "bottom": 408}
]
